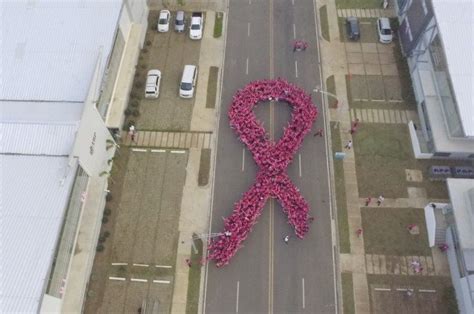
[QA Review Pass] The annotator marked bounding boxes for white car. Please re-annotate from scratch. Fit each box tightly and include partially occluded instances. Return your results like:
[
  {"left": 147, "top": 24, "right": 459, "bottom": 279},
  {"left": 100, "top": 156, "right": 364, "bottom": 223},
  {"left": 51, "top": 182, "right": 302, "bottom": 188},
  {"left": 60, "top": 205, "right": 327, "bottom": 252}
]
[
  {"left": 376, "top": 17, "right": 393, "bottom": 44},
  {"left": 189, "top": 12, "right": 204, "bottom": 40},
  {"left": 145, "top": 69, "right": 161, "bottom": 98},
  {"left": 157, "top": 10, "right": 170, "bottom": 32}
]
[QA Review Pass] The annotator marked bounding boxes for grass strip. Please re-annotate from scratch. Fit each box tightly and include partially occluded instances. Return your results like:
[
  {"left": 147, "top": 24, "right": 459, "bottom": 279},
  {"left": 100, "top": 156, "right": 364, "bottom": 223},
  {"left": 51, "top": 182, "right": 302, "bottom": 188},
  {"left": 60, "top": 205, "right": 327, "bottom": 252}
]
[
  {"left": 341, "top": 272, "right": 355, "bottom": 314},
  {"left": 331, "top": 122, "right": 350, "bottom": 253},
  {"left": 198, "top": 149, "right": 211, "bottom": 186},
  {"left": 185, "top": 237, "right": 203, "bottom": 314},
  {"left": 213, "top": 12, "right": 223, "bottom": 38},
  {"left": 319, "top": 5, "right": 330, "bottom": 41},
  {"left": 336, "top": 0, "right": 381, "bottom": 9},
  {"left": 206, "top": 67, "right": 219, "bottom": 109},
  {"left": 326, "top": 75, "right": 338, "bottom": 108}
]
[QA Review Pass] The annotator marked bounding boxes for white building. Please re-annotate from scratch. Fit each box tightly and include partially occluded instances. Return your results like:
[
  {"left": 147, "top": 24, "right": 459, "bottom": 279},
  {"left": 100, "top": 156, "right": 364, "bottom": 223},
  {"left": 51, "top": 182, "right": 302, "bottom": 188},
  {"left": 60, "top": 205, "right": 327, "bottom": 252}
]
[
  {"left": 396, "top": 0, "right": 474, "bottom": 159},
  {"left": 0, "top": 0, "right": 148, "bottom": 312}
]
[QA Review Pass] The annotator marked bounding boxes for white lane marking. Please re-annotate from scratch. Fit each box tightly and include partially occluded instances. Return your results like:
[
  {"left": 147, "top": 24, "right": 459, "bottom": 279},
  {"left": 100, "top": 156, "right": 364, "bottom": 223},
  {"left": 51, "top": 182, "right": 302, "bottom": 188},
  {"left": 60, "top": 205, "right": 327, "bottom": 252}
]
[
  {"left": 153, "top": 279, "right": 171, "bottom": 284},
  {"left": 302, "top": 278, "right": 306, "bottom": 309},
  {"left": 132, "top": 148, "right": 147, "bottom": 152},
  {"left": 131, "top": 278, "right": 148, "bottom": 283},
  {"left": 295, "top": 61, "right": 298, "bottom": 78},
  {"left": 248, "top": 23, "right": 250, "bottom": 37},
  {"left": 109, "top": 276, "right": 126, "bottom": 281},
  {"left": 236, "top": 281, "right": 240, "bottom": 313},
  {"left": 292, "top": 0, "right": 295, "bottom": 5},
  {"left": 155, "top": 265, "right": 172, "bottom": 268},
  {"left": 419, "top": 289, "right": 436, "bottom": 293},
  {"left": 374, "top": 288, "right": 391, "bottom": 291},
  {"left": 249, "top": 0, "right": 251, "bottom": 4},
  {"left": 151, "top": 149, "right": 166, "bottom": 153},
  {"left": 111, "top": 262, "right": 128, "bottom": 266},
  {"left": 241, "top": 148, "right": 245, "bottom": 172},
  {"left": 396, "top": 288, "right": 408, "bottom": 292},
  {"left": 298, "top": 154, "right": 302, "bottom": 177},
  {"left": 246, "top": 58, "right": 249, "bottom": 75},
  {"left": 293, "top": 24, "right": 296, "bottom": 39},
  {"left": 170, "top": 150, "right": 186, "bottom": 154},
  {"left": 133, "top": 263, "right": 149, "bottom": 267}
]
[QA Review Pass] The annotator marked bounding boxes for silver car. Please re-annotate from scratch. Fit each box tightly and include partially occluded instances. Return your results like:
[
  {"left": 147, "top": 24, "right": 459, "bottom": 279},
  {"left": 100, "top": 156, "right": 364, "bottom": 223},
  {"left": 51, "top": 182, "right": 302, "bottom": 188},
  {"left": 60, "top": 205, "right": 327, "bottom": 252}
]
[{"left": 175, "top": 11, "right": 185, "bottom": 32}]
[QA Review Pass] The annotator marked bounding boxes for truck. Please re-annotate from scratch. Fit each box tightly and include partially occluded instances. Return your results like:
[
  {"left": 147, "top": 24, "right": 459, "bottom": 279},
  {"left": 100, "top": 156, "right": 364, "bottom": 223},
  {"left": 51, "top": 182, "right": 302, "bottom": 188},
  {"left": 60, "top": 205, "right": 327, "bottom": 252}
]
[{"left": 189, "top": 12, "right": 204, "bottom": 40}]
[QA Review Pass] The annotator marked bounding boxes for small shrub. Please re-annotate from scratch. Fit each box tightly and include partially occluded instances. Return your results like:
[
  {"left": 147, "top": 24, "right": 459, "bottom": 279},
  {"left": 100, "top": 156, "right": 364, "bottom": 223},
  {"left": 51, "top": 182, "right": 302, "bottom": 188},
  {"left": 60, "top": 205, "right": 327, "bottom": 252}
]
[
  {"left": 127, "top": 120, "right": 136, "bottom": 128},
  {"left": 103, "top": 231, "right": 111, "bottom": 238},
  {"left": 130, "top": 91, "right": 138, "bottom": 99},
  {"left": 146, "top": 40, "right": 152, "bottom": 46},
  {"left": 102, "top": 216, "right": 109, "bottom": 224},
  {"left": 140, "top": 63, "right": 147, "bottom": 70},
  {"left": 134, "top": 80, "right": 144, "bottom": 89},
  {"left": 142, "top": 48, "right": 149, "bottom": 54},
  {"left": 132, "top": 109, "right": 140, "bottom": 117},
  {"left": 130, "top": 99, "right": 139, "bottom": 108},
  {"left": 96, "top": 244, "right": 105, "bottom": 252},
  {"left": 104, "top": 208, "right": 112, "bottom": 216},
  {"left": 106, "top": 194, "right": 113, "bottom": 202},
  {"left": 124, "top": 108, "right": 132, "bottom": 116},
  {"left": 98, "top": 235, "right": 107, "bottom": 243}
]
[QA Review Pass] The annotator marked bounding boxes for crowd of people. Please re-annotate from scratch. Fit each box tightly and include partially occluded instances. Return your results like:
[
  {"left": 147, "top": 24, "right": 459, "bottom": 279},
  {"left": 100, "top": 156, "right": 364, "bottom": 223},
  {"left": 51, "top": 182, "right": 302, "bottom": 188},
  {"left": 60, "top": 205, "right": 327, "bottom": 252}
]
[{"left": 207, "top": 79, "right": 318, "bottom": 267}]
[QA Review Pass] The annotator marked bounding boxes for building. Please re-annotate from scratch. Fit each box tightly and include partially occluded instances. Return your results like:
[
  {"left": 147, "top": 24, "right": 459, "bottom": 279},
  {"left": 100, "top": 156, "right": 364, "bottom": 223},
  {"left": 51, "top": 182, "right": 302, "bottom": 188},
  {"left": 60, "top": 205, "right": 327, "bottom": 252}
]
[
  {"left": 0, "top": 0, "right": 148, "bottom": 312},
  {"left": 425, "top": 179, "right": 474, "bottom": 314},
  {"left": 395, "top": 0, "right": 474, "bottom": 159}
]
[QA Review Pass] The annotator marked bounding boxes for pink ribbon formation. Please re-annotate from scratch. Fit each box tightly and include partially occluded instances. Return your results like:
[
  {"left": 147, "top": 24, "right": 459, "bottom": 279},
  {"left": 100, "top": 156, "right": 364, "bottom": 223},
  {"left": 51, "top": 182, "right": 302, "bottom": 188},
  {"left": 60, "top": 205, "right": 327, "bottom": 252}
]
[{"left": 207, "top": 79, "right": 318, "bottom": 267}]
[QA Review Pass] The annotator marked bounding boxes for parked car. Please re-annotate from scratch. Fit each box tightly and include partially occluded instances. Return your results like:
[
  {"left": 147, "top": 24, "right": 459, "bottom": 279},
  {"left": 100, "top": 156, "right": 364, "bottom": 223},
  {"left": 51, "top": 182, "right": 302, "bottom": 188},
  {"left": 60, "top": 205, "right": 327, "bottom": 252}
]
[
  {"left": 189, "top": 12, "right": 204, "bottom": 40},
  {"left": 175, "top": 10, "right": 185, "bottom": 32},
  {"left": 145, "top": 69, "right": 162, "bottom": 98},
  {"left": 377, "top": 17, "right": 393, "bottom": 43},
  {"left": 157, "top": 10, "right": 170, "bottom": 32},
  {"left": 179, "top": 65, "right": 198, "bottom": 98},
  {"left": 346, "top": 16, "right": 360, "bottom": 41}
]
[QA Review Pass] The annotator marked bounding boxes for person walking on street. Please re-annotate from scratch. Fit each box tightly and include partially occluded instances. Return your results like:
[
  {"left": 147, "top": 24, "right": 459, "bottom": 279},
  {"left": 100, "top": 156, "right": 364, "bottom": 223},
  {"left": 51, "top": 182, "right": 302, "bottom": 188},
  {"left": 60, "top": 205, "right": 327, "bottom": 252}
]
[
  {"left": 345, "top": 140, "right": 353, "bottom": 149},
  {"left": 377, "top": 194, "right": 385, "bottom": 206},
  {"left": 313, "top": 128, "right": 324, "bottom": 137},
  {"left": 284, "top": 235, "right": 289, "bottom": 244},
  {"left": 365, "top": 197, "right": 372, "bottom": 206}
]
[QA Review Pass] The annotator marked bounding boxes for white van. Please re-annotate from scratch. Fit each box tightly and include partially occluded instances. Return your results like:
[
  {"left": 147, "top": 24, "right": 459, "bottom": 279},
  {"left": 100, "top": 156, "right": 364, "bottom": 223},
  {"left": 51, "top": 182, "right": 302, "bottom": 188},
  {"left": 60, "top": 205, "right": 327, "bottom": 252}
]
[
  {"left": 145, "top": 69, "right": 162, "bottom": 98},
  {"left": 179, "top": 65, "right": 198, "bottom": 98}
]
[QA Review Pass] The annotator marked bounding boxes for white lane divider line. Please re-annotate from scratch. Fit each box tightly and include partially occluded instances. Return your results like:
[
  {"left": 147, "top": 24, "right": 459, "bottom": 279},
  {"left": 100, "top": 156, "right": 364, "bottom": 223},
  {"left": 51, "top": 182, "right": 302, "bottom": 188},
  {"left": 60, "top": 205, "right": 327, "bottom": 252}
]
[
  {"left": 153, "top": 280, "right": 171, "bottom": 284},
  {"left": 293, "top": 24, "right": 296, "bottom": 39},
  {"left": 131, "top": 278, "right": 148, "bottom": 283},
  {"left": 236, "top": 281, "right": 240, "bottom": 313},
  {"left": 248, "top": 23, "right": 250, "bottom": 37},
  {"left": 302, "top": 278, "right": 305, "bottom": 309},
  {"left": 396, "top": 288, "right": 408, "bottom": 292},
  {"left": 132, "top": 148, "right": 147, "bottom": 152},
  {"left": 151, "top": 149, "right": 166, "bottom": 153},
  {"left": 109, "top": 277, "right": 126, "bottom": 281},
  {"left": 298, "top": 153, "right": 302, "bottom": 177},
  {"left": 170, "top": 150, "right": 186, "bottom": 154},
  {"left": 292, "top": 0, "right": 295, "bottom": 5},
  {"left": 246, "top": 58, "right": 249, "bottom": 75},
  {"left": 242, "top": 148, "right": 245, "bottom": 172},
  {"left": 155, "top": 265, "right": 173, "bottom": 268},
  {"left": 375, "top": 288, "right": 391, "bottom": 291},
  {"left": 111, "top": 262, "right": 128, "bottom": 266},
  {"left": 419, "top": 289, "right": 436, "bottom": 293},
  {"left": 132, "top": 263, "right": 149, "bottom": 267},
  {"left": 295, "top": 61, "right": 298, "bottom": 78}
]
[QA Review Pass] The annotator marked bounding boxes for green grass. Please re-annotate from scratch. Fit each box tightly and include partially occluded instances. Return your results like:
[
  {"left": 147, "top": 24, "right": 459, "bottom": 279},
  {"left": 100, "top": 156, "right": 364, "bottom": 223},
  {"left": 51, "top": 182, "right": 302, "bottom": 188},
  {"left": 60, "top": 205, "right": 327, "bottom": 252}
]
[
  {"left": 198, "top": 149, "right": 211, "bottom": 186},
  {"left": 185, "top": 237, "right": 203, "bottom": 314},
  {"left": 362, "top": 207, "right": 431, "bottom": 256},
  {"left": 331, "top": 122, "right": 350, "bottom": 253},
  {"left": 206, "top": 67, "right": 219, "bottom": 109},
  {"left": 341, "top": 272, "right": 355, "bottom": 314},
  {"left": 319, "top": 6, "right": 330, "bottom": 41},
  {"left": 213, "top": 12, "right": 223, "bottom": 38},
  {"left": 326, "top": 76, "right": 338, "bottom": 108},
  {"left": 336, "top": 0, "right": 382, "bottom": 9}
]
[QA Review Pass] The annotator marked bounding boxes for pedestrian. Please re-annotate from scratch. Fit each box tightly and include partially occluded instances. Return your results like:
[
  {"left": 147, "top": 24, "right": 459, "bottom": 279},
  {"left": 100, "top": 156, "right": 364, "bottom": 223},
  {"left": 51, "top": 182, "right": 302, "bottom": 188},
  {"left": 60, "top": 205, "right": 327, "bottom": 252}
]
[
  {"left": 352, "top": 118, "right": 360, "bottom": 129},
  {"left": 406, "top": 289, "right": 414, "bottom": 297},
  {"left": 356, "top": 228, "right": 363, "bottom": 237},
  {"left": 284, "top": 235, "right": 289, "bottom": 244},
  {"left": 377, "top": 194, "right": 384, "bottom": 206},
  {"left": 365, "top": 197, "right": 372, "bottom": 206},
  {"left": 349, "top": 126, "right": 357, "bottom": 135},
  {"left": 313, "top": 128, "right": 324, "bottom": 137},
  {"left": 345, "top": 140, "right": 353, "bottom": 149},
  {"left": 308, "top": 216, "right": 315, "bottom": 223},
  {"left": 185, "top": 258, "right": 192, "bottom": 267}
]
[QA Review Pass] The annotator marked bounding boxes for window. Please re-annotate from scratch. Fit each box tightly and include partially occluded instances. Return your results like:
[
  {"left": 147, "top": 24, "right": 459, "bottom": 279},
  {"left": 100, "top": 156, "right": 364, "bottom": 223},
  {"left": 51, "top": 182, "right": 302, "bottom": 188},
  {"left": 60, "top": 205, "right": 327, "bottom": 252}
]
[
  {"left": 405, "top": 19, "right": 413, "bottom": 41},
  {"left": 433, "top": 152, "right": 451, "bottom": 157},
  {"left": 421, "top": 0, "right": 428, "bottom": 15}
]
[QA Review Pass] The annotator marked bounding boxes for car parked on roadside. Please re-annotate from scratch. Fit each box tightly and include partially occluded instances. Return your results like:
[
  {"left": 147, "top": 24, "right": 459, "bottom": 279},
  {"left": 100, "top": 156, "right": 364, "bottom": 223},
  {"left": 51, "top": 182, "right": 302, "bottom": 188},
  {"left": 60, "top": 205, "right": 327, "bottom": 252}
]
[
  {"left": 157, "top": 10, "right": 170, "bottom": 32},
  {"left": 179, "top": 65, "right": 198, "bottom": 98},
  {"left": 377, "top": 17, "right": 393, "bottom": 43},
  {"left": 189, "top": 12, "right": 204, "bottom": 40},
  {"left": 175, "top": 10, "right": 185, "bottom": 32},
  {"left": 145, "top": 69, "right": 162, "bottom": 98},
  {"left": 346, "top": 16, "right": 360, "bottom": 41}
]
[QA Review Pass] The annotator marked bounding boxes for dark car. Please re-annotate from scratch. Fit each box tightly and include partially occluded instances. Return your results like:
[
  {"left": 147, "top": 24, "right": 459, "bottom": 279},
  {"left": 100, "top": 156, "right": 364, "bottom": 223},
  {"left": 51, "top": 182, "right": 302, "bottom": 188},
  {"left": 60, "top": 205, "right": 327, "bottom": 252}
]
[{"left": 346, "top": 16, "right": 360, "bottom": 40}]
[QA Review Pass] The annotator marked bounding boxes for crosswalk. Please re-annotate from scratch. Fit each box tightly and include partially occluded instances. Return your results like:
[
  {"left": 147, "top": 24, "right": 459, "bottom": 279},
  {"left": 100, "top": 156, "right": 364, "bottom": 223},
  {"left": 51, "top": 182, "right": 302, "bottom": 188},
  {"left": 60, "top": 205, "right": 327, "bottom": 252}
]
[
  {"left": 337, "top": 8, "right": 396, "bottom": 18},
  {"left": 349, "top": 108, "right": 418, "bottom": 124},
  {"left": 122, "top": 130, "right": 213, "bottom": 149}
]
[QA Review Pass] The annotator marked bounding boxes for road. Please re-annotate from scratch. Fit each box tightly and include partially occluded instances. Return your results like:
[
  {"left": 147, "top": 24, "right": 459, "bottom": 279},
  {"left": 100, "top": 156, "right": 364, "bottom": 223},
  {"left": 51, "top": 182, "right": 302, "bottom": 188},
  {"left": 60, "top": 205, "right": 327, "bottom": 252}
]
[{"left": 204, "top": 0, "right": 336, "bottom": 313}]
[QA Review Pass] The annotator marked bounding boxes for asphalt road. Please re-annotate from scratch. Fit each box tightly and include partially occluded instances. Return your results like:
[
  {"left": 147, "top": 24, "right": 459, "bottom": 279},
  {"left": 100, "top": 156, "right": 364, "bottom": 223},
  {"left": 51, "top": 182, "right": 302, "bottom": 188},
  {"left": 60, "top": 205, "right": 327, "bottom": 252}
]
[{"left": 204, "top": 0, "right": 336, "bottom": 313}]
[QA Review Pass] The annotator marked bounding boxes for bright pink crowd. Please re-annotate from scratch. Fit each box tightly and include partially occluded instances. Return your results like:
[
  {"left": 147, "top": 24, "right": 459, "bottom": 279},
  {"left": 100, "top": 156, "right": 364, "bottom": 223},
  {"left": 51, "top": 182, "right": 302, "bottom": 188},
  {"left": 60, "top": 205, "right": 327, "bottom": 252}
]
[{"left": 207, "top": 79, "right": 318, "bottom": 267}]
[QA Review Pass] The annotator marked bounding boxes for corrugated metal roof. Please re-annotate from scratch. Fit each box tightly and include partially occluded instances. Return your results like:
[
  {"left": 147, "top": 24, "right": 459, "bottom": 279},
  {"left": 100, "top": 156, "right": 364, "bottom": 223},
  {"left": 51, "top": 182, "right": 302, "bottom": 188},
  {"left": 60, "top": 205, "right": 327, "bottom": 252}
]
[
  {"left": 432, "top": 0, "right": 474, "bottom": 136},
  {"left": 0, "top": 155, "right": 77, "bottom": 313},
  {"left": 0, "top": 122, "right": 78, "bottom": 155},
  {"left": 1, "top": 0, "right": 122, "bottom": 102}
]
